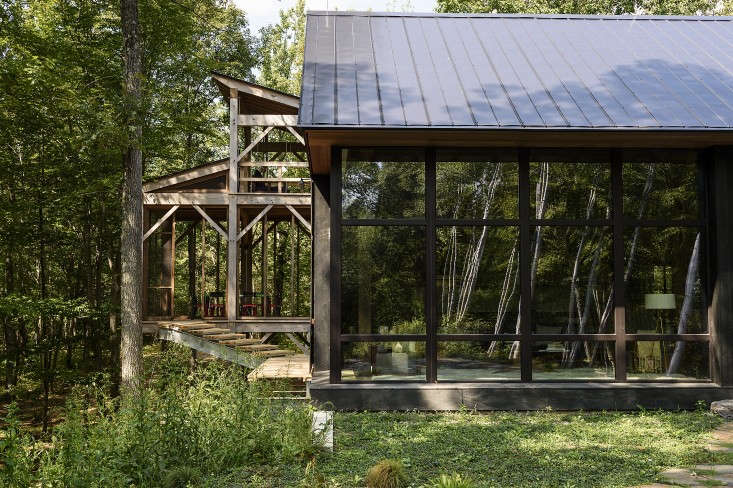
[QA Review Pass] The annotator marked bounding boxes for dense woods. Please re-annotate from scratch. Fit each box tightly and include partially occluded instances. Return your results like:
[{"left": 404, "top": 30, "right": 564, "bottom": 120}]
[{"left": 0, "top": 0, "right": 304, "bottom": 429}]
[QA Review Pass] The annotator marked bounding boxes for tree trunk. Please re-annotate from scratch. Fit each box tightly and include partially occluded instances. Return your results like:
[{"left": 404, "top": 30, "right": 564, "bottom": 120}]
[
  {"left": 120, "top": 0, "right": 144, "bottom": 394},
  {"left": 667, "top": 233, "right": 701, "bottom": 375}
]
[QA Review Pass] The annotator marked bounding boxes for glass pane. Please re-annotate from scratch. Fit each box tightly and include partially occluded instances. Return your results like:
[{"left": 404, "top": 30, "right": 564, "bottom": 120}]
[
  {"left": 438, "top": 341, "right": 520, "bottom": 381},
  {"left": 533, "top": 340, "right": 615, "bottom": 380},
  {"left": 436, "top": 226, "right": 519, "bottom": 334},
  {"left": 341, "top": 226, "right": 426, "bottom": 334},
  {"left": 342, "top": 341, "right": 425, "bottom": 381},
  {"left": 530, "top": 161, "right": 610, "bottom": 220},
  {"left": 625, "top": 227, "right": 706, "bottom": 333},
  {"left": 623, "top": 162, "right": 700, "bottom": 220},
  {"left": 627, "top": 341, "right": 708, "bottom": 380},
  {"left": 436, "top": 158, "right": 518, "bottom": 219},
  {"left": 532, "top": 226, "right": 613, "bottom": 334},
  {"left": 341, "top": 148, "right": 425, "bottom": 219}
]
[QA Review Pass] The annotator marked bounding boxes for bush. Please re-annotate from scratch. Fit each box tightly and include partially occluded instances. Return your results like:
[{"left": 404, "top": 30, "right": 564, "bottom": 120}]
[
  {"left": 5, "top": 348, "right": 322, "bottom": 487},
  {"left": 365, "top": 459, "right": 408, "bottom": 488},
  {"left": 429, "top": 473, "right": 476, "bottom": 488},
  {"left": 0, "top": 403, "right": 37, "bottom": 488}
]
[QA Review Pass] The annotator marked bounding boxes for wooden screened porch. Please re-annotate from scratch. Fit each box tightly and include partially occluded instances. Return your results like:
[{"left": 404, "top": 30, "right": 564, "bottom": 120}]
[{"left": 140, "top": 74, "right": 313, "bottom": 366}]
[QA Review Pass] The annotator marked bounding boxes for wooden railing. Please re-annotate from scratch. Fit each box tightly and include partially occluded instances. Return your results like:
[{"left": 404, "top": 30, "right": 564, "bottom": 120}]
[{"left": 238, "top": 161, "right": 310, "bottom": 194}]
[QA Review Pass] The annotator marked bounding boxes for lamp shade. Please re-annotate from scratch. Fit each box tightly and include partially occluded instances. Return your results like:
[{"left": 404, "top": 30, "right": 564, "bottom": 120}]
[{"left": 644, "top": 293, "right": 676, "bottom": 310}]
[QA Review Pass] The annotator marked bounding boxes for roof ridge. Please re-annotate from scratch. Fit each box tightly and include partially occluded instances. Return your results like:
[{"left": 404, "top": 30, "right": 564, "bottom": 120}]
[{"left": 305, "top": 11, "right": 733, "bottom": 21}]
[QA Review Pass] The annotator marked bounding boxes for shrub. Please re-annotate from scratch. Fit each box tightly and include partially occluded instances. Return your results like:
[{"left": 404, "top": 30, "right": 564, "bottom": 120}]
[
  {"left": 429, "top": 473, "right": 476, "bottom": 488},
  {"left": 365, "top": 459, "right": 408, "bottom": 488},
  {"left": 7, "top": 347, "right": 322, "bottom": 487},
  {"left": 162, "top": 466, "right": 203, "bottom": 488},
  {"left": 0, "top": 403, "right": 37, "bottom": 488}
]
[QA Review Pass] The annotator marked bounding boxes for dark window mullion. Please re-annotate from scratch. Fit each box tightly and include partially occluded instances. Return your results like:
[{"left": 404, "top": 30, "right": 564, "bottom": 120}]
[
  {"left": 612, "top": 151, "right": 626, "bottom": 381},
  {"left": 519, "top": 150, "right": 532, "bottom": 381},
  {"left": 426, "top": 148, "right": 437, "bottom": 383}
]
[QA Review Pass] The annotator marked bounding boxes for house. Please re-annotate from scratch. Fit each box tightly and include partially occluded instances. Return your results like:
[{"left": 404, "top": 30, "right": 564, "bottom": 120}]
[{"left": 145, "top": 11, "right": 733, "bottom": 409}]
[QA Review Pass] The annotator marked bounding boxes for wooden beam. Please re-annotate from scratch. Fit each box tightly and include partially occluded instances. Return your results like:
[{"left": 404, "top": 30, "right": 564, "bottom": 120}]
[
  {"left": 248, "top": 141, "right": 305, "bottom": 153},
  {"left": 238, "top": 114, "right": 297, "bottom": 126},
  {"left": 236, "top": 204, "right": 272, "bottom": 242},
  {"left": 286, "top": 205, "right": 311, "bottom": 233},
  {"left": 239, "top": 177, "right": 310, "bottom": 183},
  {"left": 144, "top": 192, "right": 310, "bottom": 207},
  {"left": 286, "top": 126, "right": 305, "bottom": 145},
  {"left": 193, "top": 205, "right": 227, "bottom": 238},
  {"left": 286, "top": 332, "right": 310, "bottom": 354},
  {"left": 228, "top": 87, "right": 239, "bottom": 321},
  {"left": 212, "top": 73, "right": 300, "bottom": 109},
  {"left": 143, "top": 205, "right": 179, "bottom": 241},
  {"left": 240, "top": 161, "right": 308, "bottom": 167},
  {"left": 236, "top": 126, "right": 274, "bottom": 164},
  {"left": 143, "top": 161, "right": 228, "bottom": 192},
  {"left": 145, "top": 193, "right": 228, "bottom": 205}
]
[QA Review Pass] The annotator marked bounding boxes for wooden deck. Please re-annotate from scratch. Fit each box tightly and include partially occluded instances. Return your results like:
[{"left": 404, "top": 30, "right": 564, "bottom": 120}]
[
  {"left": 152, "top": 321, "right": 312, "bottom": 380},
  {"left": 248, "top": 354, "right": 311, "bottom": 381}
]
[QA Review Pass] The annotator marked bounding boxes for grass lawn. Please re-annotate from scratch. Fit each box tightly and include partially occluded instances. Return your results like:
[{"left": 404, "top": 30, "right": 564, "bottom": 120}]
[{"left": 239, "top": 408, "right": 732, "bottom": 488}]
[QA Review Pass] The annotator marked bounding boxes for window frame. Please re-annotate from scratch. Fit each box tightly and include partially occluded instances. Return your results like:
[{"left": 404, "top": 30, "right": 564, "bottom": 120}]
[{"left": 331, "top": 147, "right": 712, "bottom": 384}]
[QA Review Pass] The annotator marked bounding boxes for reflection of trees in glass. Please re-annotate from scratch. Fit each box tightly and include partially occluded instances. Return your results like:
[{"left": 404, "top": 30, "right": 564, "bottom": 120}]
[
  {"left": 342, "top": 159, "right": 425, "bottom": 219},
  {"left": 341, "top": 227, "right": 425, "bottom": 335}
]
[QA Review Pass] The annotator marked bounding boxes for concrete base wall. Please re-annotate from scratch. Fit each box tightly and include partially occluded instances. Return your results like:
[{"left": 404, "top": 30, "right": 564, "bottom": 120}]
[{"left": 309, "top": 374, "right": 733, "bottom": 411}]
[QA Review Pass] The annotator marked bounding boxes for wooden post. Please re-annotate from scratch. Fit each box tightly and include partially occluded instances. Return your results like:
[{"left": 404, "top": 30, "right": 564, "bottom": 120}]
[
  {"left": 188, "top": 222, "right": 196, "bottom": 318},
  {"left": 142, "top": 208, "right": 149, "bottom": 319},
  {"left": 290, "top": 214, "right": 296, "bottom": 316},
  {"left": 227, "top": 87, "right": 239, "bottom": 323},
  {"left": 262, "top": 212, "right": 268, "bottom": 317},
  {"left": 201, "top": 221, "right": 206, "bottom": 317}
]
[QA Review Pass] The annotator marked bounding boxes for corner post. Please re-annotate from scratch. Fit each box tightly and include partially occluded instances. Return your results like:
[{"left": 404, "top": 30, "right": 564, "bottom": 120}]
[{"left": 227, "top": 87, "right": 239, "bottom": 323}]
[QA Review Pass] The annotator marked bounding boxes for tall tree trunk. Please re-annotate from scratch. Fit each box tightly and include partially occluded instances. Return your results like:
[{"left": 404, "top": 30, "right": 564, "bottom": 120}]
[
  {"left": 120, "top": 0, "right": 144, "bottom": 394},
  {"left": 667, "top": 233, "right": 701, "bottom": 375}
]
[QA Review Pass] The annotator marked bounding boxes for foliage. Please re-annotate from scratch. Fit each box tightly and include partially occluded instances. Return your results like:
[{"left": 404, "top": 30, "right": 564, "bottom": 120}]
[
  {"left": 365, "top": 459, "right": 409, "bottom": 488},
  {"left": 435, "top": 0, "right": 722, "bottom": 15},
  {"left": 0, "top": 403, "right": 37, "bottom": 488},
  {"left": 310, "top": 410, "right": 726, "bottom": 488},
  {"left": 429, "top": 473, "right": 477, "bottom": 488},
  {"left": 1, "top": 346, "right": 322, "bottom": 487},
  {"left": 258, "top": 0, "right": 306, "bottom": 95}
]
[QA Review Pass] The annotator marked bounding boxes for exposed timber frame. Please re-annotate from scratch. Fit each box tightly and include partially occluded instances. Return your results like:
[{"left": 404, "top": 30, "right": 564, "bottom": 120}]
[{"left": 141, "top": 74, "right": 312, "bottom": 358}]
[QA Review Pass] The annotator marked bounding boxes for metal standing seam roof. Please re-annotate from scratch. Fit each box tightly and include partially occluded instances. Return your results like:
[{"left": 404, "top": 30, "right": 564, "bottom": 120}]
[{"left": 298, "top": 11, "right": 733, "bottom": 129}]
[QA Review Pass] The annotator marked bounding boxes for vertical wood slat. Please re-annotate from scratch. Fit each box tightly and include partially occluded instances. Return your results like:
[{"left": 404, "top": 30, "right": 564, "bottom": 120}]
[
  {"left": 426, "top": 149, "right": 437, "bottom": 382},
  {"left": 227, "top": 88, "right": 239, "bottom": 322},
  {"left": 519, "top": 150, "right": 532, "bottom": 381},
  {"left": 612, "top": 151, "right": 627, "bottom": 381}
]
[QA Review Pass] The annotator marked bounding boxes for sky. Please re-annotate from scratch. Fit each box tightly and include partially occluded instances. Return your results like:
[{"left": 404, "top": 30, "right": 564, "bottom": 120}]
[{"left": 235, "top": 0, "right": 438, "bottom": 33}]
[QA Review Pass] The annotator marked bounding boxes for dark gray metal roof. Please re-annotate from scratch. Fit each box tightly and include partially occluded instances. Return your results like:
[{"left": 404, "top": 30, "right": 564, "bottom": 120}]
[{"left": 299, "top": 11, "right": 733, "bottom": 129}]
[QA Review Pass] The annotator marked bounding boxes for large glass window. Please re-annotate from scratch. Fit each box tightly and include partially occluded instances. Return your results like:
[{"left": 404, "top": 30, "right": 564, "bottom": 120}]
[{"left": 335, "top": 148, "right": 709, "bottom": 383}]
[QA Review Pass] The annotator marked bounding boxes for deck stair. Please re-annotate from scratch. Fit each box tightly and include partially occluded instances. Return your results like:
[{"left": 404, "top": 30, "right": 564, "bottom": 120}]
[{"left": 156, "top": 321, "right": 295, "bottom": 369}]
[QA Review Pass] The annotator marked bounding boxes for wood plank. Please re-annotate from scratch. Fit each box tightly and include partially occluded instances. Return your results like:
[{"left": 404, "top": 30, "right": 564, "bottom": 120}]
[
  {"left": 212, "top": 74, "right": 300, "bottom": 109},
  {"left": 219, "top": 338, "right": 262, "bottom": 346},
  {"left": 157, "top": 328, "right": 264, "bottom": 369},
  {"left": 143, "top": 161, "right": 229, "bottom": 192},
  {"left": 238, "top": 114, "right": 298, "bottom": 126},
  {"left": 248, "top": 354, "right": 311, "bottom": 380},
  {"left": 206, "top": 333, "right": 243, "bottom": 341},
  {"left": 249, "top": 349, "right": 290, "bottom": 358},
  {"left": 236, "top": 205, "right": 272, "bottom": 242},
  {"left": 237, "top": 344, "right": 281, "bottom": 351},
  {"left": 175, "top": 323, "right": 217, "bottom": 332},
  {"left": 239, "top": 177, "right": 310, "bottom": 183},
  {"left": 232, "top": 322, "right": 310, "bottom": 333},
  {"left": 286, "top": 205, "right": 312, "bottom": 233},
  {"left": 143, "top": 206, "right": 179, "bottom": 241},
  {"left": 194, "top": 327, "right": 232, "bottom": 335},
  {"left": 286, "top": 332, "right": 310, "bottom": 354},
  {"left": 144, "top": 193, "right": 310, "bottom": 207},
  {"left": 193, "top": 205, "right": 227, "bottom": 239},
  {"left": 240, "top": 161, "right": 308, "bottom": 167},
  {"left": 286, "top": 126, "right": 305, "bottom": 145},
  {"left": 236, "top": 127, "right": 274, "bottom": 164}
]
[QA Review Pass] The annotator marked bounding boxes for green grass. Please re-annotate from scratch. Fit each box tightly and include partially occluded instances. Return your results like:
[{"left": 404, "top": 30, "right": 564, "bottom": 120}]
[{"left": 229, "top": 408, "right": 730, "bottom": 488}]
